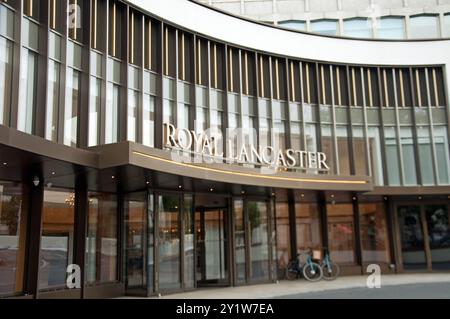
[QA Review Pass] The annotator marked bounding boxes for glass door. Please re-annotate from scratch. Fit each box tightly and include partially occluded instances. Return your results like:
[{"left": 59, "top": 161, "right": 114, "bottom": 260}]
[
  {"left": 425, "top": 205, "right": 450, "bottom": 270},
  {"left": 397, "top": 205, "right": 427, "bottom": 270},
  {"left": 195, "top": 208, "right": 229, "bottom": 286}
]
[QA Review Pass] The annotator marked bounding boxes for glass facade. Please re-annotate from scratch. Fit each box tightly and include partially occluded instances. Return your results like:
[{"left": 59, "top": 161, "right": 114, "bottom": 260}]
[
  {"left": 0, "top": 0, "right": 449, "bottom": 299},
  {"left": 157, "top": 194, "right": 181, "bottom": 290},
  {"left": 377, "top": 17, "right": 405, "bottom": 39},
  {"left": 409, "top": 15, "right": 439, "bottom": 39},
  {"left": 278, "top": 20, "right": 306, "bottom": 31},
  {"left": 85, "top": 193, "right": 118, "bottom": 284},
  {"left": 310, "top": 19, "right": 339, "bottom": 36},
  {"left": 344, "top": 18, "right": 372, "bottom": 38},
  {"left": 359, "top": 198, "right": 391, "bottom": 264},
  {"left": 39, "top": 189, "right": 75, "bottom": 290},
  {"left": 0, "top": 182, "right": 26, "bottom": 296},
  {"left": 326, "top": 194, "right": 356, "bottom": 265},
  {"left": 0, "top": 37, "right": 12, "bottom": 126}
]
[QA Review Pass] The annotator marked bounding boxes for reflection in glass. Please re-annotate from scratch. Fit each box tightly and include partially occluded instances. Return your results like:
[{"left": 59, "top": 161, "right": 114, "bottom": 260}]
[
  {"left": 377, "top": 17, "right": 405, "bottom": 39},
  {"left": 434, "top": 126, "right": 450, "bottom": 185},
  {"left": 397, "top": 206, "right": 427, "bottom": 270},
  {"left": 64, "top": 68, "right": 80, "bottom": 147},
  {"left": 86, "top": 193, "right": 118, "bottom": 284},
  {"left": 143, "top": 94, "right": 155, "bottom": 147},
  {"left": 384, "top": 127, "right": 401, "bottom": 186},
  {"left": 400, "top": 127, "right": 417, "bottom": 185},
  {"left": 105, "top": 83, "right": 119, "bottom": 144},
  {"left": 368, "top": 127, "right": 384, "bottom": 185},
  {"left": 184, "top": 195, "right": 195, "bottom": 289},
  {"left": 45, "top": 60, "right": 60, "bottom": 142},
  {"left": 124, "top": 193, "right": 147, "bottom": 290},
  {"left": 234, "top": 200, "right": 246, "bottom": 284},
  {"left": 359, "top": 201, "right": 390, "bottom": 263},
  {"left": 0, "top": 5, "right": 14, "bottom": 38},
  {"left": 409, "top": 15, "right": 439, "bottom": 39},
  {"left": 0, "top": 38, "right": 12, "bottom": 125},
  {"left": 295, "top": 202, "right": 321, "bottom": 253},
  {"left": 444, "top": 14, "right": 450, "bottom": 37},
  {"left": 158, "top": 194, "right": 180, "bottom": 290},
  {"left": 18, "top": 49, "right": 37, "bottom": 134},
  {"left": 278, "top": 20, "right": 306, "bottom": 31},
  {"left": 89, "top": 77, "right": 101, "bottom": 147},
  {"left": 0, "top": 182, "right": 26, "bottom": 296},
  {"left": 327, "top": 203, "right": 356, "bottom": 264},
  {"left": 353, "top": 126, "right": 367, "bottom": 176},
  {"left": 275, "top": 202, "right": 290, "bottom": 277},
  {"left": 310, "top": 19, "right": 338, "bottom": 36},
  {"left": 248, "top": 201, "right": 270, "bottom": 281},
  {"left": 336, "top": 126, "right": 351, "bottom": 175},
  {"left": 39, "top": 189, "right": 75, "bottom": 290},
  {"left": 321, "top": 125, "right": 333, "bottom": 174},
  {"left": 425, "top": 205, "right": 450, "bottom": 270},
  {"left": 344, "top": 18, "right": 371, "bottom": 38},
  {"left": 417, "top": 126, "right": 435, "bottom": 185},
  {"left": 128, "top": 90, "right": 138, "bottom": 142}
]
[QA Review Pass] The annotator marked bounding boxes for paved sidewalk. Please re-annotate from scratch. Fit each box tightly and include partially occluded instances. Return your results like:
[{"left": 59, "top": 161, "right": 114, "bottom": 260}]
[{"left": 137, "top": 273, "right": 450, "bottom": 299}]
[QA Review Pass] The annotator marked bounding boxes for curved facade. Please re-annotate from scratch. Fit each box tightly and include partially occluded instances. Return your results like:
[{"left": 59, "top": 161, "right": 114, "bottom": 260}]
[
  {"left": 200, "top": 0, "right": 450, "bottom": 39},
  {"left": 0, "top": 0, "right": 449, "bottom": 298}
]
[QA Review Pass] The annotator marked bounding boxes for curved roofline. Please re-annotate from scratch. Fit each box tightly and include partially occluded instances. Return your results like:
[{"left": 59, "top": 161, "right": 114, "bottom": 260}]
[
  {"left": 127, "top": 0, "right": 450, "bottom": 67},
  {"left": 189, "top": 0, "right": 450, "bottom": 43}
]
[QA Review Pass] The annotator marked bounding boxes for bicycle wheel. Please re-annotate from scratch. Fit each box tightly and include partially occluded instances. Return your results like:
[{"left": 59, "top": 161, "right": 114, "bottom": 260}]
[
  {"left": 285, "top": 261, "right": 299, "bottom": 280},
  {"left": 302, "top": 262, "right": 323, "bottom": 282},
  {"left": 321, "top": 262, "right": 340, "bottom": 281}
]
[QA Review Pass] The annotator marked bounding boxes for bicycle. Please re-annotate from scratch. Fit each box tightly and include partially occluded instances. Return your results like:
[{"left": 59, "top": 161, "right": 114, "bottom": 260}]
[
  {"left": 285, "top": 248, "right": 323, "bottom": 282},
  {"left": 320, "top": 248, "right": 340, "bottom": 281}
]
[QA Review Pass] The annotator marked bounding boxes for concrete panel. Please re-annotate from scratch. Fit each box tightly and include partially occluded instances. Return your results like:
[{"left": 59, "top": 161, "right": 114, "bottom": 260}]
[
  {"left": 376, "top": 0, "right": 404, "bottom": 10},
  {"left": 244, "top": 1, "right": 274, "bottom": 16},
  {"left": 309, "top": 0, "right": 338, "bottom": 13},
  {"left": 341, "top": 0, "right": 371, "bottom": 12},
  {"left": 277, "top": 0, "right": 306, "bottom": 15}
]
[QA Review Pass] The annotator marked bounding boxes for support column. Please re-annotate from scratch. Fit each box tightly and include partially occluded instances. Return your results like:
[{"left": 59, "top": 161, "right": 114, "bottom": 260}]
[{"left": 23, "top": 173, "right": 44, "bottom": 298}]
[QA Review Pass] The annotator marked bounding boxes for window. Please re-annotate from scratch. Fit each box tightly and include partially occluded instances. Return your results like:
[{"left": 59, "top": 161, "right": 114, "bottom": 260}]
[
  {"left": 384, "top": 127, "right": 401, "bottom": 186},
  {"left": 275, "top": 201, "right": 290, "bottom": 275},
  {"left": 326, "top": 194, "right": 356, "bottom": 265},
  {"left": 143, "top": 94, "right": 155, "bottom": 147},
  {"left": 310, "top": 19, "right": 339, "bottom": 36},
  {"left": 279, "top": 20, "right": 306, "bottom": 31},
  {"left": 444, "top": 14, "right": 450, "bottom": 37},
  {"left": 294, "top": 192, "right": 321, "bottom": 254},
  {"left": 45, "top": 60, "right": 61, "bottom": 142},
  {"left": 39, "top": 189, "right": 75, "bottom": 290},
  {"left": 127, "top": 90, "right": 138, "bottom": 142},
  {"left": 368, "top": 127, "right": 384, "bottom": 186},
  {"left": 248, "top": 201, "right": 270, "bottom": 281},
  {"left": 86, "top": 193, "right": 118, "bottom": 284},
  {"left": 18, "top": 49, "right": 37, "bottom": 134},
  {"left": 377, "top": 16, "right": 405, "bottom": 39},
  {"left": 359, "top": 198, "right": 391, "bottom": 263},
  {"left": 409, "top": 15, "right": 439, "bottom": 39},
  {"left": 400, "top": 127, "right": 417, "bottom": 185},
  {"left": 417, "top": 126, "right": 435, "bottom": 185},
  {"left": 184, "top": 195, "right": 195, "bottom": 289},
  {"left": 0, "top": 182, "right": 26, "bottom": 296},
  {"left": 105, "top": 83, "right": 119, "bottom": 144},
  {"left": 0, "top": 37, "right": 12, "bottom": 126},
  {"left": 64, "top": 68, "right": 80, "bottom": 147},
  {"left": 89, "top": 77, "right": 102, "bottom": 147},
  {"left": 124, "top": 192, "right": 148, "bottom": 290},
  {"left": 435, "top": 126, "right": 450, "bottom": 185},
  {"left": 0, "top": 4, "right": 14, "bottom": 38},
  {"left": 234, "top": 199, "right": 246, "bottom": 284},
  {"left": 344, "top": 18, "right": 372, "bottom": 38}
]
